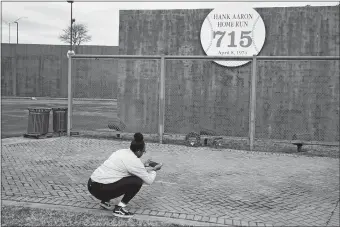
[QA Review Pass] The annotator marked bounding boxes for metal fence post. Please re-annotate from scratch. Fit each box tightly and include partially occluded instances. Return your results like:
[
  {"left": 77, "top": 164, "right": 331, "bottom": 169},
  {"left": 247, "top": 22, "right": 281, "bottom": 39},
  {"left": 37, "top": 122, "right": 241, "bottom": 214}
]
[
  {"left": 67, "top": 51, "right": 74, "bottom": 136},
  {"left": 159, "top": 55, "right": 165, "bottom": 144},
  {"left": 249, "top": 55, "right": 257, "bottom": 151}
]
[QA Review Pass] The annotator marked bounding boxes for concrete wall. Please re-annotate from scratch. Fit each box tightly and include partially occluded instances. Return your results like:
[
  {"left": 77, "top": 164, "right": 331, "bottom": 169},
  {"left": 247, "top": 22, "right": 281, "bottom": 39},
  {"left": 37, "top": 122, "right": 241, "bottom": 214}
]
[
  {"left": 1, "top": 44, "right": 118, "bottom": 99},
  {"left": 118, "top": 6, "right": 339, "bottom": 141}
]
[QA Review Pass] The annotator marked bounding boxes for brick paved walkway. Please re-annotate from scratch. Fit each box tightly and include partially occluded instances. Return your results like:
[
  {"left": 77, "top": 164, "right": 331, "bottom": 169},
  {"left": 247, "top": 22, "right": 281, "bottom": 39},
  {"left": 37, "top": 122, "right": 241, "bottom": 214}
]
[{"left": 1, "top": 137, "right": 339, "bottom": 226}]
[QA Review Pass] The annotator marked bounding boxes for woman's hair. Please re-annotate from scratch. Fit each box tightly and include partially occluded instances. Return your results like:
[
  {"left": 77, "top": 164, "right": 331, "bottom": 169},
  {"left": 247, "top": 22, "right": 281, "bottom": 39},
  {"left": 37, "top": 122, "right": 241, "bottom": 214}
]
[{"left": 130, "top": 132, "right": 145, "bottom": 153}]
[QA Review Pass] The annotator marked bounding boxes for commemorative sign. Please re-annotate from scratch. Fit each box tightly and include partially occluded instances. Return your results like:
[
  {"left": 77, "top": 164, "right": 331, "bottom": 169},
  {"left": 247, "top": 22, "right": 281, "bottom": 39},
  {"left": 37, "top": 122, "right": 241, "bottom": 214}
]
[{"left": 200, "top": 6, "right": 266, "bottom": 67}]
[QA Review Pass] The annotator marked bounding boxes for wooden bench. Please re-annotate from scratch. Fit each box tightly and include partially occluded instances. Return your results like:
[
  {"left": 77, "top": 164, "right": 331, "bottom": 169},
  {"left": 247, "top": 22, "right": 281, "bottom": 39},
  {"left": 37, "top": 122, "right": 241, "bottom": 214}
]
[{"left": 291, "top": 133, "right": 312, "bottom": 152}]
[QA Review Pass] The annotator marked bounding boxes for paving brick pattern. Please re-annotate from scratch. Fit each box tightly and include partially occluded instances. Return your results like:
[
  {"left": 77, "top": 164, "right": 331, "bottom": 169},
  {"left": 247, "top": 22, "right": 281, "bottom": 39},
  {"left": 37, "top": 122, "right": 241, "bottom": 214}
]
[{"left": 1, "top": 137, "right": 339, "bottom": 226}]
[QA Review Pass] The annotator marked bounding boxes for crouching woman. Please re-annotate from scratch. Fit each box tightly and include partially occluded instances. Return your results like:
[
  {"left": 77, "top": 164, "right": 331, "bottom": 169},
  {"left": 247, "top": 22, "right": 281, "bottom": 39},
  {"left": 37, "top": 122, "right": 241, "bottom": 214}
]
[{"left": 88, "top": 132, "right": 162, "bottom": 218}]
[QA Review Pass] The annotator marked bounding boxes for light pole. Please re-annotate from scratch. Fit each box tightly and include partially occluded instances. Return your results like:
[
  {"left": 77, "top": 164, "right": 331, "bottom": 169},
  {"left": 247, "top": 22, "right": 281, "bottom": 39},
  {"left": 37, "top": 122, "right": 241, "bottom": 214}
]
[
  {"left": 3, "top": 20, "right": 11, "bottom": 43},
  {"left": 14, "top": 22, "right": 18, "bottom": 43},
  {"left": 66, "top": 0, "right": 75, "bottom": 137},
  {"left": 13, "top": 17, "right": 27, "bottom": 44},
  {"left": 67, "top": 0, "right": 75, "bottom": 51}
]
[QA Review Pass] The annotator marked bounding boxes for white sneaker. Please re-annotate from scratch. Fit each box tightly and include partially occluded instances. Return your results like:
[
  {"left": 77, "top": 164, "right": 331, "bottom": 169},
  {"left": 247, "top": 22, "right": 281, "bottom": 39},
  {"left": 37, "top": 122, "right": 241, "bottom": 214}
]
[
  {"left": 100, "top": 201, "right": 113, "bottom": 210},
  {"left": 113, "top": 205, "right": 133, "bottom": 218}
]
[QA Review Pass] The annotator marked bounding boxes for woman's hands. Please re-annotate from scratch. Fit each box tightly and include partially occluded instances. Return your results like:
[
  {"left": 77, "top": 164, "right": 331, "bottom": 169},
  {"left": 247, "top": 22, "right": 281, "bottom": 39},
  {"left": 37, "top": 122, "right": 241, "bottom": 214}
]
[
  {"left": 144, "top": 159, "right": 163, "bottom": 171},
  {"left": 144, "top": 159, "right": 152, "bottom": 167},
  {"left": 152, "top": 163, "right": 163, "bottom": 171}
]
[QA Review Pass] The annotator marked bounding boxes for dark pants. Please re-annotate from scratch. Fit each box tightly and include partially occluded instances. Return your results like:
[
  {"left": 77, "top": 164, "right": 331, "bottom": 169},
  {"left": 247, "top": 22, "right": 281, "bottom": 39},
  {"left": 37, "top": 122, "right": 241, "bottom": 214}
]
[{"left": 88, "top": 176, "right": 143, "bottom": 204}]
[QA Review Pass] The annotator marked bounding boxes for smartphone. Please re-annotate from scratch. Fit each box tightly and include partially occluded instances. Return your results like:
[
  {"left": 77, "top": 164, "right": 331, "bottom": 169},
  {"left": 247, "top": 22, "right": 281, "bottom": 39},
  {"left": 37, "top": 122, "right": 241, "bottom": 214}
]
[{"left": 148, "top": 161, "right": 159, "bottom": 167}]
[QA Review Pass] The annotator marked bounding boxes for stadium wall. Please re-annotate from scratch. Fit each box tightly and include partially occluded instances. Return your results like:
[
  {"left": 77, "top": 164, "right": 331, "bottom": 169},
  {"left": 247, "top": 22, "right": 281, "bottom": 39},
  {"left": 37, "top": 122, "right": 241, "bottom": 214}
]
[
  {"left": 118, "top": 6, "right": 339, "bottom": 142},
  {"left": 1, "top": 44, "right": 118, "bottom": 99}
]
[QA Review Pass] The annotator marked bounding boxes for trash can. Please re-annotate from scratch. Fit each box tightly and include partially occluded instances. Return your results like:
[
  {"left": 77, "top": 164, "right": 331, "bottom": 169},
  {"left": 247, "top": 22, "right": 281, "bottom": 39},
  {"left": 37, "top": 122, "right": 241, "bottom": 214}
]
[
  {"left": 27, "top": 108, "right": 51, "bottom": 135},
  {"left": 52, "top": 107, "right": 68, "bottom": 133}
]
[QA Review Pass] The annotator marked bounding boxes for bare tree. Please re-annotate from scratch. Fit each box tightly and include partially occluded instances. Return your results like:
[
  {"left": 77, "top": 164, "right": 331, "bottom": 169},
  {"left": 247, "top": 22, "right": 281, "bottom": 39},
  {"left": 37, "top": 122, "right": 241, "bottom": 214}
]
[{"left": 59, "top": 23, "right": 92, "bottom": 46}]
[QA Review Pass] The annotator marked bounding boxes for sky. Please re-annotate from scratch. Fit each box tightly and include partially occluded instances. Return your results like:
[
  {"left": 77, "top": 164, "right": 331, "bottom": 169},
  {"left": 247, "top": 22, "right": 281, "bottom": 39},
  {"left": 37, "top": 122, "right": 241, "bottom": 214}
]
[{"left": 1, "top": 1, "right": 339, "bottom": 46}]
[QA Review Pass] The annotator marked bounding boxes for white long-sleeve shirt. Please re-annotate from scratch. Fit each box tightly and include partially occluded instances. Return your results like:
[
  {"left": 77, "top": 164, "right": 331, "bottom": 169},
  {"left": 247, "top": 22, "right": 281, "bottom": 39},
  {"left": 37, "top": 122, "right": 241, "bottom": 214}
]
[{"left": 90, "top": 149, "right": 156, "bottom": 185}]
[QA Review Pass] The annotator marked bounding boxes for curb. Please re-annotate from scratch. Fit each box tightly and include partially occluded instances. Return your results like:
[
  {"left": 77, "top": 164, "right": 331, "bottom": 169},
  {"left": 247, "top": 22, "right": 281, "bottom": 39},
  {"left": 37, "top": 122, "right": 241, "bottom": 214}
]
[
  {"left": 1, "top": 200, "right": 230, "bottom": 226},
  {"left": 1, "top": 136, "right": 62, "bottom": 145},
  {"left": 1, "top": 197, "right": 276, "bottom": 226}
]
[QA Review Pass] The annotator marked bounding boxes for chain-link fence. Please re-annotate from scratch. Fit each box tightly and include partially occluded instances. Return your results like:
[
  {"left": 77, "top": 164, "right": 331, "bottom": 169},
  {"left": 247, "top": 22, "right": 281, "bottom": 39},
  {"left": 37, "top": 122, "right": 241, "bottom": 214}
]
[
  {"left": 164, "top": 59, "right": 251, "bottom": 142},
  {"left": 71, "top": 58, "right": 118, "bottom": 138},
  {"left": 70, "top": 58, "right": 160, "bottom": 139},
  {"left": 119, "top": 59, "right": 160, "bottom": 135},
  {"left": 67, "top": 54, "right": 339, "bottom": 152},
  {"left": 255, "top": 60, "right": 339, "bottom": 143}
]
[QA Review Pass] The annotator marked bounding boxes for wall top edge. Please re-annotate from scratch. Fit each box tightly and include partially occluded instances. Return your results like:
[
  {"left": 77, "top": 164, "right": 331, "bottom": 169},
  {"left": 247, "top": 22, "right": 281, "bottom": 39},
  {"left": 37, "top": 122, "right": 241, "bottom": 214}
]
[
  {"left": 119, "top": 5, "right": 339, "bottom": 13},
  {"left": 1, "top": 43, "right": 118, "bottom": 48}
]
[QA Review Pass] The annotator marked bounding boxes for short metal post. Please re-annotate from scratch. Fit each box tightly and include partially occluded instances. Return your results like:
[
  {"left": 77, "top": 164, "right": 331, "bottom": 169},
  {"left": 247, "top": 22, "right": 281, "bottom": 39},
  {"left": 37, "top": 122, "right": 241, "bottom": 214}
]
[
  {"left": 249, "top": 55, "right": 257, "bottom": 151},
  {"left": 159, "top": 55, "right": 165, "bottom": 144},
  {"left": 67, "top": 51, "right": 74, "bottom": 136}
]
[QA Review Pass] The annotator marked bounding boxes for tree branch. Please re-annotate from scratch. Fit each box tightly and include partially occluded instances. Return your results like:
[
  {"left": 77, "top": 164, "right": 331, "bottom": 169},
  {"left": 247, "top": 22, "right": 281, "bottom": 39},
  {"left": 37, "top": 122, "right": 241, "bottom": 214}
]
[{"left": 58, "top": 23, "right": 91, "bottom": 46}]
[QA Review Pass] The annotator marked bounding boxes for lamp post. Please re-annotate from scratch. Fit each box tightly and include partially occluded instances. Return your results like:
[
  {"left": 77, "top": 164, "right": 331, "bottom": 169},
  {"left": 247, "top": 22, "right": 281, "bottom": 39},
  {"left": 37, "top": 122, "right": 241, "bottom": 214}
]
[
  {"left": 13, "top": 17, "right": 27, "bottom": 44},
  {"left": 67, "top": 0, "right": 75, "bottom": 51},
  {"left": 14, "top": 22, "right": 18, "bottom": 43},
  {"left": 66, "top": 0, "right": 75, "bottom": 137},
  {"left": 3, "top": 20, "right": 10, "bottom": 43}
]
